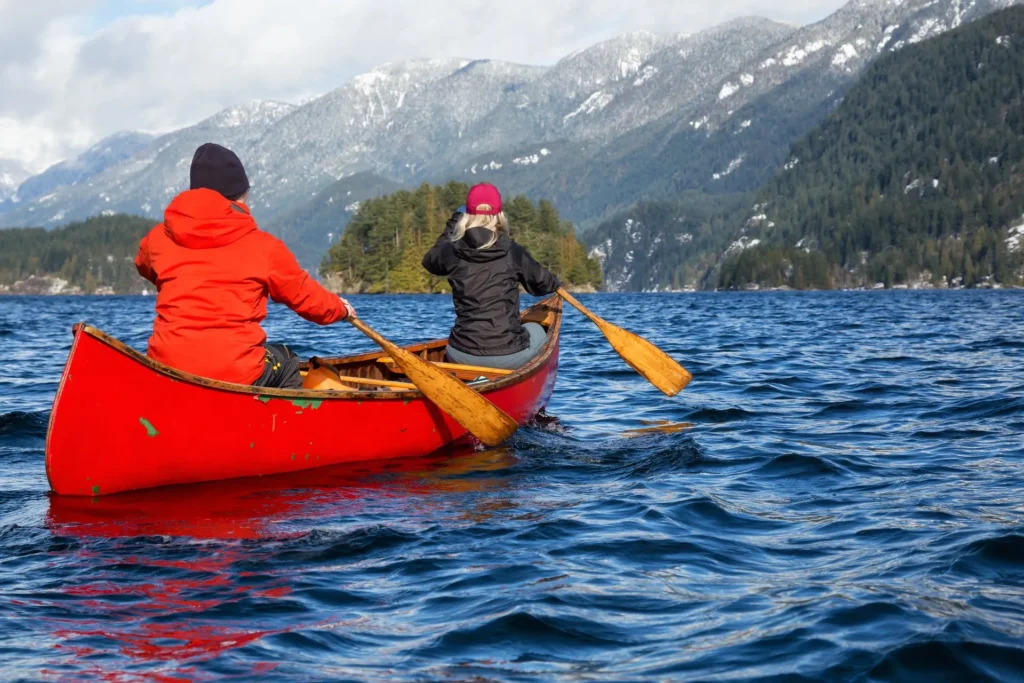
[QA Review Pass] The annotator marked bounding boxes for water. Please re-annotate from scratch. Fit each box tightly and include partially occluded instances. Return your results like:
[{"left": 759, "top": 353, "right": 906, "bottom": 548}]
[{"left": 2, "top": 292, "right": 1023, "bottom": 681}]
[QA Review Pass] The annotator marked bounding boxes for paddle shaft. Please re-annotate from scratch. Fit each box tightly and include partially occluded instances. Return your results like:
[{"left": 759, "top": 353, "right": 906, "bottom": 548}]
[
  {"left": 346, "top": 317, "right": 519, "bottom": 446},
  {"left": 557, "top": 288, "right": 604, "bottom": 326}
]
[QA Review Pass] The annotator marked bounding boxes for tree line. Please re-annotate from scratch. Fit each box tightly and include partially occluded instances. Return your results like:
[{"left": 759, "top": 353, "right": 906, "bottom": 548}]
[{"left": 0, "top": 214, "right": 154, "bottom": 293}]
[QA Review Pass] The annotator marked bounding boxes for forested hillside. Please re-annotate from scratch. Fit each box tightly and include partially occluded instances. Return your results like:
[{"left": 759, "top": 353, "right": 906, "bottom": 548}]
[
  {"left": 721, "top": 6, "right": 1024, "bottom": 289},
  {"left": 587, "top": 194, "right": 748, "bottom": 291},
  {"left": 320, "top": 182, "right": 602, "bottom": 293},
  {"left": 0, "top": 215, "right": 154, "bottom": 294}
]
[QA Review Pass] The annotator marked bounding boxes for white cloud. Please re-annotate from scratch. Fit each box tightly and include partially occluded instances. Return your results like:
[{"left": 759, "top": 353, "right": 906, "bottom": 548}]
[{"left": 0, "top": 0, "right": 845, "bottom": 171}]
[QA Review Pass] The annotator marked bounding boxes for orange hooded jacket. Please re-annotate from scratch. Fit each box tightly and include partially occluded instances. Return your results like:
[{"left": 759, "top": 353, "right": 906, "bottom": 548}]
[{"left": 135, "top": 189, "right": 346, "bottom": 384}]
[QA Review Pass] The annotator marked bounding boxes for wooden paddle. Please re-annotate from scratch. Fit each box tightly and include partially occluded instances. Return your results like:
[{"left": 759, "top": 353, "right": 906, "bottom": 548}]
[
  {"left": 558, "top": 288, "right": 693, "bottom": 397},
  {"left": 347, "top": 317, "right": 519, "bottom": 446}
]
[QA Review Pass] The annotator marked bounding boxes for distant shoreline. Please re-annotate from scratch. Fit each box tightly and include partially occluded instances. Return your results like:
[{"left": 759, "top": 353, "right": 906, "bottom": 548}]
[{"left": 2, "top": 287, "right": 1021, "bottom": 297}]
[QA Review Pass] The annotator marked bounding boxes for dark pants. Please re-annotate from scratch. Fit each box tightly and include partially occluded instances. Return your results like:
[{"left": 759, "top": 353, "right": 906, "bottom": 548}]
[
  {"left": 253, "top": 344, "right": 302, "bottom": 389},
  {"left": 445, "top": 323, "right": 548, "bottom": 370}
]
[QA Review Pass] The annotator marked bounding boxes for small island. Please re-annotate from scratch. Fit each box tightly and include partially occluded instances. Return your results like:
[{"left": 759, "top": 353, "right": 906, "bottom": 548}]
[{"left": 318, "top": 182, "right": 603, "bottom": 294}]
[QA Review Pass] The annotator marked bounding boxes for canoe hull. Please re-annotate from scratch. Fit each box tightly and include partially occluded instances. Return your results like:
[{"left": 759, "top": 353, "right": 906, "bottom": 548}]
[{"left": 46, "top": 299, "right": 560, "bottom": 496}]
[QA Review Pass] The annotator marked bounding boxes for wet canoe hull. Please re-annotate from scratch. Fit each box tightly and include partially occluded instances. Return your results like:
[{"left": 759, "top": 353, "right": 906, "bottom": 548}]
[{"left": 46, "top": 299, "right": 561, "bottom": 496}]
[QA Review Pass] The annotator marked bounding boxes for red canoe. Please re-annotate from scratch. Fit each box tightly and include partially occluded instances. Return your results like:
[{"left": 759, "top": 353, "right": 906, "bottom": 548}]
[{"left": 46, "top": 296, "right": 562, "bottom": 496}]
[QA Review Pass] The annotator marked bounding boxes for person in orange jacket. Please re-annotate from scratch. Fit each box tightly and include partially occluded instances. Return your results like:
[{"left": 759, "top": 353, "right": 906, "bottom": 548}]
[{"left": 135, "top": 143, "right": 355, "bottom": 389}]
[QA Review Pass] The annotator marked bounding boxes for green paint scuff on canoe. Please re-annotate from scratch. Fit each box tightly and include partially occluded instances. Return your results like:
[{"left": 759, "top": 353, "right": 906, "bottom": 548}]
[
  {"left": 139, "top": 417, "right": 159, "bottom": 438},
  {"left": 291, "top": 399, "right": 323, "bottom": 410}
]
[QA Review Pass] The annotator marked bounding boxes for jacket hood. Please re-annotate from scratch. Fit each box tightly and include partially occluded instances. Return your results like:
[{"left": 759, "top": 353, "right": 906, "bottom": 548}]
[
  {"left": 453, "top": 229, "right": 510, "bottom": 263},
  {"left": 163, "top": 188, "right": 258, "bottom": 249}
]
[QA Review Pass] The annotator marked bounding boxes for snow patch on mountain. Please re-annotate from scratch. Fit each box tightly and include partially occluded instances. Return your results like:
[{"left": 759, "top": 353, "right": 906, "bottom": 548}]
[
  {"left": 878, "top": 24, "right": 899, "bottom": 51},
  {"left": 832, "top": 43, "right": 860, "bottom": 67},
  {"left": 726, "top": 235, "right": 761, "bottom": 255},
  {"left": 909, "top": 17, "right": 944, "bottom": 43},
  {"left": 780, "top": 39, "right": 830, "bottom": 66},
  {"left": 563, "top": 91, "right": 616, "bottom": 123},
  {"left": 713, "top": 155, "right": 745, "bottom": 180},
  {"left": 1006, "top": 217, "right": 1024, "bottom": 252},
  {"left": 719, "top": 82, "right": 740, "bottom": 99},
  {"left": 633, "top": 65, "right": 659, "bottom": 86}
]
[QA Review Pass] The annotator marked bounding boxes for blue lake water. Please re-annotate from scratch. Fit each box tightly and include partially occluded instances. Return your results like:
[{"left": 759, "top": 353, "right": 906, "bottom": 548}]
[{"left": 1, "top": 291, "right": 1023, "bottom": 681}]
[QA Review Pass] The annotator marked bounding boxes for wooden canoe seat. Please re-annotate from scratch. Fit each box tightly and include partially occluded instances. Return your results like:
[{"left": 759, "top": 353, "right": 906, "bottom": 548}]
[{"left": 376, "top": 357, "right": 512, "bottom": 382}]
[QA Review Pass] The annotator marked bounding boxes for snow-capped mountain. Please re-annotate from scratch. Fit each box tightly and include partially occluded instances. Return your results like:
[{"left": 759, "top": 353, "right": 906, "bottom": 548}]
[
  {"left": 679, "top": 0, "right": 1022, "bottom": 135},
  {"left": 0, "top": 101, "right": 296, "bottom": 226},
  {"left": 0, "top": 160, "right": 31, "bottom": 205},
  {"left": 11, "top": 132, "right": 155, "bottom": 207},
  {"left": 0, "top": 20, "right": 791, "bottom": 228}
]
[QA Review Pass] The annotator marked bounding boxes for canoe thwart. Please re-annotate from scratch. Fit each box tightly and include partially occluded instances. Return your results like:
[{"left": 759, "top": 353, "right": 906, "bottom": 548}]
[{"left": 376, "top": 357, "right": 513, "bottom": 377}]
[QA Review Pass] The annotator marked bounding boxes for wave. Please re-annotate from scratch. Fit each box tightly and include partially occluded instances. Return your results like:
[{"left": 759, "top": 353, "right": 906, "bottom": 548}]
[
  {"left": 622, "top": 439, "right": 704, "bottom": 477},
  {"left": 949, "top": 534, "right": 1024, "bottom": 577},
  {"left": 257, "top": 526, "right": 421, "bottom": 566},
  {"left": 808, "top": 399, "right": 871, "bottom": 417},
  {"left": 920, "top": 395, "right": 1024, "bottom": 420},
  {"left": 684, "top": 406, "right": 754, "bottom": 423},
  {"left": 664, "top": 497, "right": 789, "bottom": 534},
  {"left": 968, "top": 336, "right": 1024, "bottom": 351},
  {"left": 870, "top": 639, "right": 1024, "bottom": 681},
  {"left": 754, "top": 453, "right": 845, "bottom": 478},
  {"left": 0, "top": 412, "right": 48, "bottom": 440},
  {"left": 422, "top": 610, "right": 629, "bottom": 656}
]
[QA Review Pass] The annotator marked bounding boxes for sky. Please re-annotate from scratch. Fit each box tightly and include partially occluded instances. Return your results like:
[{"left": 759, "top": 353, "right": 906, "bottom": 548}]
[{"left": 0, "top": 0, "right": 848, "bottom": 173}]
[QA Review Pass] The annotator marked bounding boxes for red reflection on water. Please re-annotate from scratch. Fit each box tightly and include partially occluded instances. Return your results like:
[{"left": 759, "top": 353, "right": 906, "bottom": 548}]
[{"left": 40, "top": 449, "right": 516, "bottom": 680}]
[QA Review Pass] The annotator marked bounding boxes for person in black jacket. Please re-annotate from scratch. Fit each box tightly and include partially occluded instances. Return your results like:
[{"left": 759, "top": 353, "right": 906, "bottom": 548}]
[{"left": 422, "top": 183, "right": 561, "bottom": 370}]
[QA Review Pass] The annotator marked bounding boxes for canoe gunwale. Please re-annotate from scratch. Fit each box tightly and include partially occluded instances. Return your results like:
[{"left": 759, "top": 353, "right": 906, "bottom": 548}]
[{"left": 67, "top": 296, "right": 563, "bottom": 403}]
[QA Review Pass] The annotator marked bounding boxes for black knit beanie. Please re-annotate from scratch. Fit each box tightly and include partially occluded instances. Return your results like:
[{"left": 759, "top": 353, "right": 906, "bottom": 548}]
[{"left": 189, "top": 143, "right": 250, "bottom": 200}]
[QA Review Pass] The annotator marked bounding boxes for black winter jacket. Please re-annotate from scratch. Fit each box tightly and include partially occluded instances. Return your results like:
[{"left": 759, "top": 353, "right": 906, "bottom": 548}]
[{"left": 422, "top": 220, "right": 560, "bottom": 356}]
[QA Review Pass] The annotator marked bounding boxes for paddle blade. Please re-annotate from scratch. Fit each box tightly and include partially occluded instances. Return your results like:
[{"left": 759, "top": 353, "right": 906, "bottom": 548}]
[
  {"left": 557, "top": 288, "right": 692, "bottom": 397},
  {"left": 599, "top": 322, "right": 693, "bottom": 397},
  {"left": 347, "top": 318, "right": 518, "bottom": 446},
  {"left": 386, "top": 344, "right": 519, "bottom": 446}
]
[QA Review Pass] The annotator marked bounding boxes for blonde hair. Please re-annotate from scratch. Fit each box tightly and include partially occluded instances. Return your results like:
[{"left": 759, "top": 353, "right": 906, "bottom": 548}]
[{"left": 450, "top": 211, "right": 508, "bottom": 250}]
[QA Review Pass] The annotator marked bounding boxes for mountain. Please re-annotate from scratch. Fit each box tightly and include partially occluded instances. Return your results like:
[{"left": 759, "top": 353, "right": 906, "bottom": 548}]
[
  {"left": 238, "top": 19, "right": 793, "bottom": 258},
  {"left": 718, "top": 5, "right": 1024, "bottom": 289},
  {"left": 0, "top": 160, "right": 30, "bottom": 204},
  {"left": 480, "top": 0, "right": 1024, "bottom": 229},
  {"left": 584, "top": 0, "right": 1024, "bottom": 291},
  {"left": 587, "top": 193, "right": 748, "bottom": 292},
  {"left": 11, "top": 131, "right": 155, "bottom": 206},
  {"left": 265, "top": 172, "right": 405, "bottom": 269},
  {"left": 0, "top": 101, "right": 296, "bottom": 227},
  {"left": 0, "top": 22, "right": 791, "bottom": 233}
]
